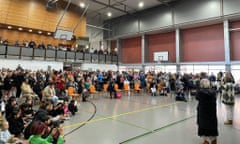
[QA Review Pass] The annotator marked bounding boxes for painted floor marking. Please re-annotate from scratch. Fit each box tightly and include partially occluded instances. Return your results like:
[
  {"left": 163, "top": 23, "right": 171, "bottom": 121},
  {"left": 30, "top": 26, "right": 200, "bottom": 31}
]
[{"left": 63, "top": 101, "right": 180, "bottom": 129}]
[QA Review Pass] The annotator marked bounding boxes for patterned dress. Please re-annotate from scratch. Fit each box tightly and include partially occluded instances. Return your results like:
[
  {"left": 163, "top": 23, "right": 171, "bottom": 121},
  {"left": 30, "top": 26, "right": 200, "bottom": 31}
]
[{"left": 222, "top": 82, "right": 235, "bottom": 105}]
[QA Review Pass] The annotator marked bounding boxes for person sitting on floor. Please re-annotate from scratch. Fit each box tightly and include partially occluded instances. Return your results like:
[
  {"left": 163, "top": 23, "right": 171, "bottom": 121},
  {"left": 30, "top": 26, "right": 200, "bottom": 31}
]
[
  {"left": 21, "top": 78, "right": 38, "bottom": 100},
  {"left": 175, "top": 77, "right": 187, "bottom": 102},
  {"left": 68, "top": 100, "right": 78, "bottom": 116},
  {"left": 8, "top": 107, "right": 24, "bottom": 138},
  {"left": 0, "top": 120, "right": 11, "bottom": 143},
  {"left": 5, "top": 96, "right": 18, "bottom": 121},
  {"left": 28, "top": 121, "right": 64, "bottom": 144},
  {"left": 43, "top": 82, "right": 58, "bottom": 104}
]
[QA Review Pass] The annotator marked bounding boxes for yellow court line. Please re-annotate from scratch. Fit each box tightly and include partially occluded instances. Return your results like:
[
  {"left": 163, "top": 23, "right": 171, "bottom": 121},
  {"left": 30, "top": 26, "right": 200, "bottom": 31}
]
[{"left": 63, "top": 101, "right": 181, "bottom": 129}]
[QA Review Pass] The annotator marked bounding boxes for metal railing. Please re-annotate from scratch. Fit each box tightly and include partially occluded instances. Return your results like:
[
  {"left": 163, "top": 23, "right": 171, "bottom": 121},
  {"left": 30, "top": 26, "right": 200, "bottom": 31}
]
[{"left": 0, "top": 45, "right": 118, "bottom": 64}]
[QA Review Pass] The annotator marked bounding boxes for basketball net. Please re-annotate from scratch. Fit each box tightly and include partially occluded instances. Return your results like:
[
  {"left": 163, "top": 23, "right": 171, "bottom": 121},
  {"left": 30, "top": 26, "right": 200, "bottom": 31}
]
[{"left": 157, "top": 57, "right": 162, "bottom": 64}]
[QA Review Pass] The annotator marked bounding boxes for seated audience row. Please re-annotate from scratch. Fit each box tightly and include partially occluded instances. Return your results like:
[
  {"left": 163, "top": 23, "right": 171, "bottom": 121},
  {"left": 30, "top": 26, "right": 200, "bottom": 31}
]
[{"left": 0, "top": 38, "right": 118, "bottom": 55}]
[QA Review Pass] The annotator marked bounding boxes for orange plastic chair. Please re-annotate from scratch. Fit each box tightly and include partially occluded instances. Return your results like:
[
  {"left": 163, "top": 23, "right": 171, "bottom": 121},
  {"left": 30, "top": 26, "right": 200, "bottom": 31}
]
[
  {"left": 114, "top": 84, "right": 121, "bottom": 92},
  {"left": 146, "top": 83, "right": 150, "bottom": 93},
  {"left": 157, "top": 82, "right": 166, "bottom": 96},
  {"left": 124, "top": 83, "right": 130, "bottom": 91},
  {"left": 103, "top": 83, "right": 109, "bottom": 97},
  {"left": 103, "top": 84, "right": 109, "bottom": 92},
  {"left": 123, "top": 83, "right": 131, "bottom": 96},
  {"left": 134, "top": 83, "right": 142, "bottom": 93},
  {"left": 89, "top": 85, "right": 98, "bottom": 99},
  {"left": 157, "top": 83, "right": 164, "bottom": 91},
  {"left": 68, "top": 87, "right": 80, "bottom": 100},
  {"left": 134, "top": 83, "right": 141, "bottom": 90},
  {"left": 89, "top": 85, "right": 95, "bottom": 93}
]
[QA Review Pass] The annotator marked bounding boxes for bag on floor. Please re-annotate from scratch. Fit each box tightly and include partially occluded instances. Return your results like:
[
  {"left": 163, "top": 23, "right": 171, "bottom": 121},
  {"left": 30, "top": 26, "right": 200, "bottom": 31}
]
[
  {"left": 175, "top": 92, "right": 186, "bottom": 101},
  {"left": 115, "top": 91, "right": 122, "bottom": 99},
  {"left": 175, "top": 96, "right": 185, "bottom": 101}
]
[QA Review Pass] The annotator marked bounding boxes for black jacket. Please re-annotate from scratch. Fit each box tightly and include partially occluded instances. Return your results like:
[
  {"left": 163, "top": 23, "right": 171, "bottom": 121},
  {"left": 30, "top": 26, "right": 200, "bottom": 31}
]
[
  {"left": 9, "top": 117, "right": 24, "bottom": 136},
  {"left": 196, "top": 88, "right": 218, "bottom": 136}
]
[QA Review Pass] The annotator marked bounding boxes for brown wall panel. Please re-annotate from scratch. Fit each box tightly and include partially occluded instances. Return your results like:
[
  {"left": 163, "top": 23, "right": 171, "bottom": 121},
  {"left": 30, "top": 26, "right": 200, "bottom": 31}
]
[
  {"left": 147, "top": 32, "right": 176, "bottom": 63},
  {"left": 0, "top": 0, "right": 86, "bottom": 37},
  {"left": 181, "top": 24, "right": 224, "bottom": 62},
  {"left": 230, "top": 21, "right": 240, "bottom": 61},
  {"left": 121, "top": 37, "right": 141, "bottom": 63}
]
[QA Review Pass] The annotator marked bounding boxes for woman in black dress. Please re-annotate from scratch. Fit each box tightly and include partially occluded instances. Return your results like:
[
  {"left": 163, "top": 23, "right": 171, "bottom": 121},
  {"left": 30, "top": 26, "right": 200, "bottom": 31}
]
[{"left": 196, "top": 78, "right": 218, "bottom": 144}]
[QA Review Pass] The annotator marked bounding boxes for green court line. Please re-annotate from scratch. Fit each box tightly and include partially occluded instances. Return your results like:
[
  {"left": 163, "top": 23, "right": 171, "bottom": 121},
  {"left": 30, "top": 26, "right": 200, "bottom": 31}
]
[
  {"left": 120, "top": 115, "right": 195, "bottom": 144},
  {"left": 113, "top": 119, "right": 152, "bottom": 132}
]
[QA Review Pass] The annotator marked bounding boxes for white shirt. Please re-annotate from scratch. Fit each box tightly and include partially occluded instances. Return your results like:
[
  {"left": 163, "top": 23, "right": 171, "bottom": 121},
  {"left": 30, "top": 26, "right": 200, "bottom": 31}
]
[{"left": 0, "top": 130, "right": 11, "bottom": 142}]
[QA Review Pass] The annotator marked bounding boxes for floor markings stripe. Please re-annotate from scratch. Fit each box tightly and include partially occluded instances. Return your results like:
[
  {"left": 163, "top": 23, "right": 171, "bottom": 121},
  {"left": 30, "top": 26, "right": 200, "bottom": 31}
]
[
  {"left": 63, "top": 101, "right": 181, "bottom": 129},
  {"left": 79, "top": 110, "right": 153, "bottom": 131},
  {"left": 120, "top": 115, "right": 195, "bottom": 144}
]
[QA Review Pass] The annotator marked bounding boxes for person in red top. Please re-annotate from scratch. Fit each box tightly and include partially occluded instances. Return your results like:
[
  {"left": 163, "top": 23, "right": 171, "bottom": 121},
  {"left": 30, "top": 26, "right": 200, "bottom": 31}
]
[{"left": 55, "top": 75, "right": 65, "bottom": 96}]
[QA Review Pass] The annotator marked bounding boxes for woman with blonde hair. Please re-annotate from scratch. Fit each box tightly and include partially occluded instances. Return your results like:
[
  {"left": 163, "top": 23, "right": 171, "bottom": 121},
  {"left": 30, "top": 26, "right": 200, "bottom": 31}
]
[{"left": 196, "top": 78, "right": 218, "bottom": 144}]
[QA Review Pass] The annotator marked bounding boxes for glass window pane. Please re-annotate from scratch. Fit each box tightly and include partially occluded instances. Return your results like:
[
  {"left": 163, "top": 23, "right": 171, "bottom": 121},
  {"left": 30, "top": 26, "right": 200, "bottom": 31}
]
[
  {"left": 119, "top": 66, "right": 127, "bottom": 72},
  {"left": 193, "top": 65, "right": 208, "bottom": 74},
  {"left": 209, "top": 65, "right": 225, "bottom": 70},
  {"left": 209, "top": 65, "right": 225, "bottom": 76},
  {"left": 165, "top": 65, "right": 176, "bottom": 73},
  {"left": 181, "top": 65, "right": 193, "bottom": 73},
  {"left": 231, "top": 65, "right": 240, "bottom": 70},
  {"left": 231, "top": 64, "right": 240, "bottom": 81},
  {"left": 231, "top": 70, "right": 240, "bottom": 82},
  {"left": 155, "top": 65, "right": 165, "bottom": 72}
]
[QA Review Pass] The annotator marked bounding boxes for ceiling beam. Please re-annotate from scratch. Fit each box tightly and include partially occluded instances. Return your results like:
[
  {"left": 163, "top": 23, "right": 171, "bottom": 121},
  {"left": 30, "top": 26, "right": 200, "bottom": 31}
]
[{"left": 92, "top": 0, "right": 131, "bottom": 15}]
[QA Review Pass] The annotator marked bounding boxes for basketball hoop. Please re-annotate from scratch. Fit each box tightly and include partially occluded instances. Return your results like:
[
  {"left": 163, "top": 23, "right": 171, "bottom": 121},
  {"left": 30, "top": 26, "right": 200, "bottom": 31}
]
[
  {"left": 157, "top": 56, "right": 163, "bottom": 64},
  {"left": 157, "top": 60, "right": 162, "bottom": 64},
  {"left": 153, "top": 51, "right": 168, "bottom": 63}
]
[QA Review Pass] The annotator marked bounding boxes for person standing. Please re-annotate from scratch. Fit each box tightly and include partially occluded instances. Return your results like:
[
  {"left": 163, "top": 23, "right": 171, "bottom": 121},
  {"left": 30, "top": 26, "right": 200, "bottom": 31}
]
[
  {"left": 222, "top": 72, "right": 235, "bottom": 125},
  {"left": 196, "top": 79, "right": 218, "bottom": 144},
  {"left": 107, "top": 78, "right": 115, "bottom": 99}
]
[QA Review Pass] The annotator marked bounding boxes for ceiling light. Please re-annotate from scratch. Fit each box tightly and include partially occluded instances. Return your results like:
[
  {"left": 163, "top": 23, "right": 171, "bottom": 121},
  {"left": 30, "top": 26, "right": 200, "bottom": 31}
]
[
  {"left": 47, "top": 32, "right": 51, "bottom": 35},
  {"left": 138, "top": 2, "right": 144, "bottom": 8},
  {"left": 29, "top": 29, "right": 32, "bottom": 32},
  {"left": 38, "top": 31, "right": 42, "bottom": 34},
  {"left": 79, "top": 2, "right": 85, "bottom": 8},
  {"left": 18, "top": 27, "right": 23, "bottom": 31},
  {"left": 7, "top": 26, "right": 12, "bottom": 29},
  {"left": 107, "top": 12, "right": 112, "bottom": 17}
]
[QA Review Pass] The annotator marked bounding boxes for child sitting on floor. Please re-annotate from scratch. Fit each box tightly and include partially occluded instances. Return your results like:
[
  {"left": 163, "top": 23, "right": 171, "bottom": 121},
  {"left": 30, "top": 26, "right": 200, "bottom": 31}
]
[
  {"left": 63, "top": 100, "right": 71, "bottom": 118},
  {"left": 68, "top": 100, "right": 78, "bottom": 116},
  {"left": 0, "top": 120, "right": 11, "bottom": 143}
]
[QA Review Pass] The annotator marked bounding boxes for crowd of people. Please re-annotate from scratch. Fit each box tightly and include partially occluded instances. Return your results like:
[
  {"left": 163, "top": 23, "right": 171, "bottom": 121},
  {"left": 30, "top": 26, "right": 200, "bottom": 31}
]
[
  {"left": 0, "top": 65, "right": 238, "bottom": 143},
  {"left": 0, "top": 38, "right": 118, "bottom": 55}
]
